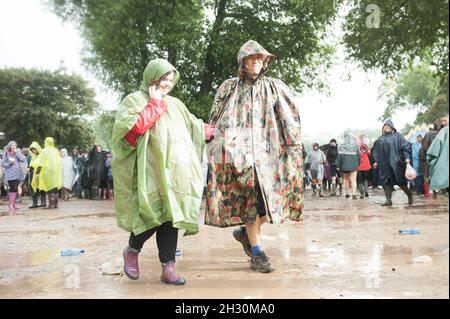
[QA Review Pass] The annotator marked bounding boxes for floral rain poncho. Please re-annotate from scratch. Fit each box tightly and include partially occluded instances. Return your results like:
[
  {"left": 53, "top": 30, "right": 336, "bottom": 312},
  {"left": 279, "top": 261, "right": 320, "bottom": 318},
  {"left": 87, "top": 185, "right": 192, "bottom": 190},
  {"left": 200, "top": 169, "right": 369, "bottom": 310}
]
[{"left": 205, "top": 40, "right": 304, "bottom": 227}]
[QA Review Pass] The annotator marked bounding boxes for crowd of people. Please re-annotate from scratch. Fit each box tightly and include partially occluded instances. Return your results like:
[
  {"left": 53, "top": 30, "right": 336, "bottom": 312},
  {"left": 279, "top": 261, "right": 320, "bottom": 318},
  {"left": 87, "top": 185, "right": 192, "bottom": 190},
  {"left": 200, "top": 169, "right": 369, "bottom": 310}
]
[
  {"left": 1, "top": 39, "right": 448, "bottom": 287},
  {"left": 0, "top": 139, "right": 114, "bottom": 215},
  {"left": 303, "top": 113, "right": 449, "bottom": 206}
]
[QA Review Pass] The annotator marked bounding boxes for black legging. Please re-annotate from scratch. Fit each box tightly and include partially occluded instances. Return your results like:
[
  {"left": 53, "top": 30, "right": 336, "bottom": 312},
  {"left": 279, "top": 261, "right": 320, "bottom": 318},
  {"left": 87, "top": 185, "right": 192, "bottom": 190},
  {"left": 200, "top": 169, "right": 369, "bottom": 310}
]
[
  {"left": 8, "top": 180, "right": 20, "bottom": 193},
  {"left": 129, "top": 221, "right": 178, "bottom": 263}
]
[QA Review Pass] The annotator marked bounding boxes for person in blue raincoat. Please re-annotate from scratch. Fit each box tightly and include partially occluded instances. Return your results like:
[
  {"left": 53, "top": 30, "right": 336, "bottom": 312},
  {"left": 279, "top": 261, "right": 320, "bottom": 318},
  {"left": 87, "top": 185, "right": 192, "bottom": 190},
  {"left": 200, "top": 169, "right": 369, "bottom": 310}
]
[{"left": 411, "top": 135, "right": 424, "bottom": 195}]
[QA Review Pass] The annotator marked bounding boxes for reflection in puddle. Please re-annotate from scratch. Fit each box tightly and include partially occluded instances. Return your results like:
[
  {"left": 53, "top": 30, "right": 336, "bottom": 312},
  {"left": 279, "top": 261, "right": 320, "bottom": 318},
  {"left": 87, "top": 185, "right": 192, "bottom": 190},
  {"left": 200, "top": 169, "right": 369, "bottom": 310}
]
[
  {"left": 304, "top": 214, "right": 381, "bottom": 223},
  {"left": 360, "top": 244, "right": 382, "bottom": 289}
]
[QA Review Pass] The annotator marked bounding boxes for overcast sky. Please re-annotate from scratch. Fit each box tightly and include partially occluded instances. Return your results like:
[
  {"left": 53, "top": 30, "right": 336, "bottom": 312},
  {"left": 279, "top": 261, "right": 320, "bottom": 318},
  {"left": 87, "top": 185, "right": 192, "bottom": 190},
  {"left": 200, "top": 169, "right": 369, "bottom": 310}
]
[{"left": 0, "top": 0, "right": 417, "bottom": 141}]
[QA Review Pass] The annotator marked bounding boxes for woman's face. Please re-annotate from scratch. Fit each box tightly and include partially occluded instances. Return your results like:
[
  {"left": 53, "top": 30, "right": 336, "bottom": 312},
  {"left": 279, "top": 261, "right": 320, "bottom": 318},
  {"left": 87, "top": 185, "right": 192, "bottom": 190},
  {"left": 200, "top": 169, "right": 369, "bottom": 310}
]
[
  {"left": 157, "top": 71, "right": 175, "bottom": 96},
  {"left": 31, "top": 148, "right": 38, "bottom": 155},
  {"left": 10, "top": 144, "right": 17, "bottom": 152},
  {"left": 96, "top": 145, "right": 102, "bottom": 153},
  {"left": 244, "top": 54, "right": 265, "bottom": 77},
  {"left": 313, "top": 144, "right": 319, "bottom": 150}
]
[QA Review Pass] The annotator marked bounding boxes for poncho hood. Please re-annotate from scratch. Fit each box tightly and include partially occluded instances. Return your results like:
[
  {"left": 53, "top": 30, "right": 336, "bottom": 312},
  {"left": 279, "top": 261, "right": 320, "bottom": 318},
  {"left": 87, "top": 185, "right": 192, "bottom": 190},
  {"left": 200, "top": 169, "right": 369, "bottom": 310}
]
[
  {"left": 382, "top": 119, "right": 397, "bottom": 134},
  {"left": 139, "top": 58, "right": 180, "bottom": 94},
  {"left": 237, "top": 40, "right": 274, "bottom": 79},
  {"left": 6, "top": 140, "right": 17, "bottom": 150},
  {"left": 338, "top": 131, "right": 358, "bottom": 154},
  {"left": 29, "top": 141, "right": 42, "bottom": 155},
  {"left": 45, "top": 137, "right": 55, "bottom": 148}
]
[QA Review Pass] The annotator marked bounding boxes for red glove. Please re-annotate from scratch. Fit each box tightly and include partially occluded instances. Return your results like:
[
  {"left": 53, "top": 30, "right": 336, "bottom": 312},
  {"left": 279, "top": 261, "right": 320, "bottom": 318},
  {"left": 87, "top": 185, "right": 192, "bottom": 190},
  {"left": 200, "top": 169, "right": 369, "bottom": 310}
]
[
  {"left": 124, "top": 98, "right": 168, "bottom": 147},
  {"left": 205, "top": 124, "right": 215, "bottom": 141}
]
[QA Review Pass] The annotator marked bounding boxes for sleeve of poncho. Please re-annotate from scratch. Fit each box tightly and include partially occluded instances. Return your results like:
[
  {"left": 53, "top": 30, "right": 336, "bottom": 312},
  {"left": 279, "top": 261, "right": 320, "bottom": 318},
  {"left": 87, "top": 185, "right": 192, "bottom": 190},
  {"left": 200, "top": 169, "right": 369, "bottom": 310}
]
[
  {"left": 273, "top": 79, "right": 302, "bottom": 146},
  {"left": 177, "top": 99, "right": 206, "bottom": 162},
  {"left": 426, "top": 130, "right": 444, "bottom": 165},
  {"left": 209, "top": 79, "right": 236, "bottom": 125},
  {"left": 372, "top": 140, "right": 381, "bottom": 163},
  {"left": 398, "top": 134, "right": 412, "bottom": 161},
  {"left": 111, "top": 94, "right": 145, "bottom": 160}
]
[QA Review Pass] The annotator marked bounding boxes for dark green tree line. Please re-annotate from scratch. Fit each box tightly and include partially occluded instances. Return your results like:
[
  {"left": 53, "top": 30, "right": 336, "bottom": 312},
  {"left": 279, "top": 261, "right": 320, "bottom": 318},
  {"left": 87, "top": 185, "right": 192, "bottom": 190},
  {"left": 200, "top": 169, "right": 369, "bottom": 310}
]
[
  {"left": 0, "top": 68, "right": 98, "bottom": 150},
  {"left": 50, "top": 0, "right": 340, "bottom": 120}
]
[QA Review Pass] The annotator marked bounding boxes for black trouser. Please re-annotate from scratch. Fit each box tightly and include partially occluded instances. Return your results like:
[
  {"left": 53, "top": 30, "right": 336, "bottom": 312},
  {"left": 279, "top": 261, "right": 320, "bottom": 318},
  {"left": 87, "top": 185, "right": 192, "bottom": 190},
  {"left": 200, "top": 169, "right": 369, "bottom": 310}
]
[
  {"left": 129, "top": 221, "right": 178, "bottom": 263},
  {"left": 84, "top": 187, "right": 92, "bottom": 199},
  {"left": 8, "top": 180, "right": 20, "bottom": 193},
  {"left": 383, "top": 184, "right": 412, "bottom": 198},
  {"left": 47, "top": 187, "right": 59, "bottom": 202},
  {"left": 357, "top": 171, "right": 370, "bottom": 195},
  {"left": 107, "top": 179, "right": 114, "bottom": 190},
  {"left": 32, "top": 189, "right": 46, "bottom": 200},
  {"left": 414, "top": 175, "right": 425, "bottom": 195},
  {"left": 357, "top": 171, "right": 370, "bottom": 183}
]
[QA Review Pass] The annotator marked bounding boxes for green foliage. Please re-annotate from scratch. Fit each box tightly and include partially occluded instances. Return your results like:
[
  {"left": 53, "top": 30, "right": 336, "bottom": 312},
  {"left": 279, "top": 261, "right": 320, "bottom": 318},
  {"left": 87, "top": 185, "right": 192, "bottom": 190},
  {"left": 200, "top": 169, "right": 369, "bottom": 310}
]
[
  {"left": 49, "top": 0, "right": 340, "bottom": 121},
  {"left": 343, "top": 0, "right": 449, "bottom": 77},
  {"left": 92, "top": 110, "right": 116, "bottom": 151},
  {"left": 0, "top": 67, "right": 98, "bottom": 150},
  {"left": 378, "top": 58, "right": 449, "bottom": 125}
]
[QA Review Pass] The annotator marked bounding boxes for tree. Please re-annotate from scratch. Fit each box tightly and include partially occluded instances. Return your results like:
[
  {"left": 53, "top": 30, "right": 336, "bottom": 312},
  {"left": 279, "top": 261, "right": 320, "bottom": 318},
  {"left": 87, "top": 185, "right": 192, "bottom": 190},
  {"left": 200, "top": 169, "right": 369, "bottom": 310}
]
[
  {"left": 49, "top": 0, "right": 339, "bottom": 120},
  {"left": 0, "top": 68, "right": 98, "bottom": 150},
  {"left": 378, "top": 57, "right": 449, "bottom": 125},
  {"left": 343, "top": 0, "right": 449, "bottom": 77},
  {"left": 92, "top": 111, "right": 116, "bottom": 151}
]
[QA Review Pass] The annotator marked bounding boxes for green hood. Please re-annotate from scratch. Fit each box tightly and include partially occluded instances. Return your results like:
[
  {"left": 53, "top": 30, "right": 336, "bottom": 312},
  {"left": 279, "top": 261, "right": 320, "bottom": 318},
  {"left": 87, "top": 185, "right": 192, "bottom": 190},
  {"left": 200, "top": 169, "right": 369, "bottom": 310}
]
[{"left": 139, "top": 58, "right": 180, "bottom": 94}]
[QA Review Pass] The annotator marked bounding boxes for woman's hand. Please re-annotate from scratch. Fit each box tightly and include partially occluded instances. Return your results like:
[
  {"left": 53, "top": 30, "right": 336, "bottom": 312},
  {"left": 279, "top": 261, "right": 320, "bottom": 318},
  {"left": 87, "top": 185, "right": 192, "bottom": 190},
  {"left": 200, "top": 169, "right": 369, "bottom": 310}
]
[
  {"left": 205, "top": 124, "right": 215, "bottom": 141},
  {"left": 149, "top": 84, "right": 163, "bottom": 100}
]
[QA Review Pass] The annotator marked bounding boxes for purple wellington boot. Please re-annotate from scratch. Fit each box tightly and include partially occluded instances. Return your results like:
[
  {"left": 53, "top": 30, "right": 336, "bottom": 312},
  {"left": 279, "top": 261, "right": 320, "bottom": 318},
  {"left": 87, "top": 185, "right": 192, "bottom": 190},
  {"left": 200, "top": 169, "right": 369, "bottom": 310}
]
[
  {"left": 160, "top": 261, "right": 186, "bottom": 286},
  {"left": 123, "top": 246, "right": 140, "bottom": 280}
]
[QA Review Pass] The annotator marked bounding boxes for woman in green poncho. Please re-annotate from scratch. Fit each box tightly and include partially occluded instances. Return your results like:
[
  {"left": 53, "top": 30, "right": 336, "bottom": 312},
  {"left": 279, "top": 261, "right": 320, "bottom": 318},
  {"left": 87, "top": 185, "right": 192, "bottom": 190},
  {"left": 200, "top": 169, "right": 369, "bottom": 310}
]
[{"left": 112, "top": 58, "right": 213, "bottom": 285}]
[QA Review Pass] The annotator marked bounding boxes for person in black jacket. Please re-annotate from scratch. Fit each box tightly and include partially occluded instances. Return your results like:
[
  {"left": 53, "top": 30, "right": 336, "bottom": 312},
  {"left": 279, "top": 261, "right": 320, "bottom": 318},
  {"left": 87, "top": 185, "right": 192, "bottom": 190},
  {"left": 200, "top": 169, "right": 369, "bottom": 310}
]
[
  {"left": 82, "top": 144, "right": 106, "bottom": 200},
  {"left": 325, "top": 139, "right": 341, "bottom": 196},
  {"left": 372, "top": 119, "right": 413, "bottom": 206}
]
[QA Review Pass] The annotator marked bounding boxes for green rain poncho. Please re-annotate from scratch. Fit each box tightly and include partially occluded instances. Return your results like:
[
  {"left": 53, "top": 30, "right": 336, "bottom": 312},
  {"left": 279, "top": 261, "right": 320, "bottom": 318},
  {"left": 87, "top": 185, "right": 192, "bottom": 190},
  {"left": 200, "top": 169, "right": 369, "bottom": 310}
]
[
  {"left": 34, "top": 137, "right": 62, "bottom": 192},
  {"left": 111, "top": 59, "right": 205, "bottom": 236},
  {"left": 29, "top": 141, "right": 44, "bottom": 192},
  {"left": 427, "top": 126, "right": 449, "bottom": 191}
]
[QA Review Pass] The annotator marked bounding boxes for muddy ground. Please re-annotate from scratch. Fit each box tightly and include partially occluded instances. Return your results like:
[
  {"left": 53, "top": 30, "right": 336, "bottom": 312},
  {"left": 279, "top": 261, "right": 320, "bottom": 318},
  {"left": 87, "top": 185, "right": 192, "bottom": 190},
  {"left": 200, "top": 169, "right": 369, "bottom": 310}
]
[{"left": 0, "top": 187, "right": 448, "bottom": 299}]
